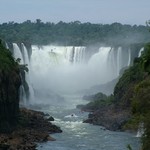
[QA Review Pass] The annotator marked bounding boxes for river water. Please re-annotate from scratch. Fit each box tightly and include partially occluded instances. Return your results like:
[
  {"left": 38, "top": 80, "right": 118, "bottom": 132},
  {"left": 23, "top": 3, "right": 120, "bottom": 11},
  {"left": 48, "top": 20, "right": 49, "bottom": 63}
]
[{"left": 36, "top": 95, "right": 140, "bottom": 150}]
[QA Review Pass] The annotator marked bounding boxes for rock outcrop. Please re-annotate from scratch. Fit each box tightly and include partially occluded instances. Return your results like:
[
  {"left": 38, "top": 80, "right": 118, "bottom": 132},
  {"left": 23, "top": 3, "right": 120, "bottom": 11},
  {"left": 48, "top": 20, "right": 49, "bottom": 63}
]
[
  {"left": 83, "top": 106, "right": 130, "bottom": 131},
  {"left": 0, "top": 40, "right": 21, "bottom": 133},
  {"left": 0, "top": 108, "right": 62, "bottom": 150}
]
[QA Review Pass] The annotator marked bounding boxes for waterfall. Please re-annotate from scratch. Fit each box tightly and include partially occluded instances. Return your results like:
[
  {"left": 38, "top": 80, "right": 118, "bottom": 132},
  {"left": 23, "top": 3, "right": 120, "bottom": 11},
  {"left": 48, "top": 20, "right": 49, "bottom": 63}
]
[
  {"left": 116, "top": 47, "right": 122, "bottom": 76},
  {"left": 127, "top": 48, "right": 131, "bottom": 66},
  {"left": 5, "top": 42, "right": 9, "bottom": 49},
  {"left": 19, "top": 85, "right": 27, "bottom": 106},
  {"left": 29, "top": 45, "right": 137, "bottom": 95},
  {"left": 138, "top": 47, "right": 144, "bottom": 57},
  {"left": 12, "top": 43, "right": 24, "bottom": 64},
  {"left": 107, "top": 48, "right": 118, "bottom": 78},
  {"left": 22, "top": 43, "right": 30, "bottom": 65},
  {"left": 12, "top": 43, "right": 35, "bottom": 105},
  {"left": 22, "top": 43, "right": 35, "bottom": 103},
  {"left": 74, "top": 47, "right": 86, "bottom": 63},
  {"left": 88, "top": 47, "right": 113, "bottom": 84},
  {"left": 7, "top": 43, "right": 141, "bottom": 103},
  {"left": 136, "top": 123, "right": 144, "bottom": 137},
  {"left": 30, "top": 45, "right": 88, "bottom": 94}
]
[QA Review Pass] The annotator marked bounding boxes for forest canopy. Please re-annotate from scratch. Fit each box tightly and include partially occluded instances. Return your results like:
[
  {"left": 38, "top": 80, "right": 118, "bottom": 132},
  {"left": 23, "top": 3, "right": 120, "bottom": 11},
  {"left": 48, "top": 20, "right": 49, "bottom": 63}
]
[{"left": 0, "top": 20, "right": 150, "bottom": 46}]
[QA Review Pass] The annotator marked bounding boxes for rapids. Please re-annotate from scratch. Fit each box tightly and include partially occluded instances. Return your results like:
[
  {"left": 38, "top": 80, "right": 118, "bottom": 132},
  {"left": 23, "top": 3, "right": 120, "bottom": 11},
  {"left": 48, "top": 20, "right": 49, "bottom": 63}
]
[{"left": 36, "top": 95, "right": 140, "bottom": 150}]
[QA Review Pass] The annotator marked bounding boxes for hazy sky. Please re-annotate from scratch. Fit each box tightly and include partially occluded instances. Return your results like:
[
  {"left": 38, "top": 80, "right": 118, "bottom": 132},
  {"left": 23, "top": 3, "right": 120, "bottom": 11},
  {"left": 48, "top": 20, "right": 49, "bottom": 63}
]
[{"left": 0, "top": 0, "right": 150, "bottom": 25}]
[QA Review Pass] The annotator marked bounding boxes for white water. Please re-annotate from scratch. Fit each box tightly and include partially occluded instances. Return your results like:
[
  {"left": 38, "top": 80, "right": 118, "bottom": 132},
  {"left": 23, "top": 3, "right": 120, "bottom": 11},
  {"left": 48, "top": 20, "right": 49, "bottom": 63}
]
[
  {"left": 12, "top": 43, "right": 35, "bottom": 105},
  {"left": 19, "top": 85, "right": 27, "bottom": 105},
  {"left": 11, "top": 44, "right": 141, "bottom": 101},
  {"left": 5, "top": 42, "right": 9, "bottom": 49},
  {"left": 116, "top": 47, "right": 123, "bottom": 76},
  {"left": 138, "top": 47, "right": 144, "bottom": 57},
  {"left": 127, "top": 48, "right": 131, "bottom": 66},
  {"left": 22, "top": 43, "right": 35, "bottom": 103},
  {"left": 22, "top": 43, "right": 30, "bottom": 65},
  {"left": 136, "top": 123, "right": 144, "bottom": 138},
  {"left": 30, "top": 46, "right": 123, "bottom": 94},
  {"left": 88, "top": 47, "right": 115, "bottom": 84},
  {"left": 12, "top": 43, "right": 24, "bottom": 64},
  {"left": 35, "top": 95, "right": 140, "bottom": 150}
]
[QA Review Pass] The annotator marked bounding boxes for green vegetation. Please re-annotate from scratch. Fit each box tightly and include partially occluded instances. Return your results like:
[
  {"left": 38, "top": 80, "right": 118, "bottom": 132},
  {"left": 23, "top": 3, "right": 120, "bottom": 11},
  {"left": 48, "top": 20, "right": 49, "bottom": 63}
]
[
  {"left": 83, "top": 92, "right": 107, "bottom": 101},
  {"left": 83, "top": 93, "right": 114, "bottom": 111},
  {"left": 85, "top": 97, "right": 113, "bottom": 110},
  {"left": 113, "top": 43, "right": 150, "bottom": 149},
  {"left": 0, "top": 20, "right": 150, "bottom": 45},
  {"left": 0, "top": 39, "right": 21, "bottom": 133},
  {"left": 127, "top": 144, "right": 132, "bottom": 150},
  {"left": 84, "top": 43, "right": 150, "bottom": 149},
  {"left": 0, "top": 39, "right": 18, "bottom": 70}
]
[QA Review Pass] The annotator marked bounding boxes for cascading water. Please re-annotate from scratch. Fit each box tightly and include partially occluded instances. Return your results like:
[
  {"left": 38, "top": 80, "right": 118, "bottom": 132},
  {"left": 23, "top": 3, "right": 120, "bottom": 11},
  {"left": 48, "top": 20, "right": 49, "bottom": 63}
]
[
  {"left": 12, "top": 43, "right": 24, "bottom": 64},
  {"left": 136, "top": 123, "right": 144, "bottom": 137},
  {"left": 11, "top": 43, "right": 35, "bottom": 105},
  {"left": 116, "top": 47, "right": 123, "bottom": 76},
  {"left": 9, "top": 43, "right": 142, "bottom": 103},
  {"left": 87, "top": 47, "right": 115, "bottom": 84},
  {"left": 127, "top": 48, "right": 131, "bottom": 66},
  {"left": 21, "top": 43, "right": 35, "bottom": 103},
  {"left": 22, "top": 43, "right": 30, "bottom": 65},
  {"left": 30, "top": 45, "right": 87, "bottom": 95},
  {"left": 73, "top": 47, "right": 86, "bottom": 63},
  {"left": 31, "top": 46, "right": 125, "bottom": 95},
  {"left": 138, "top": 47, "right": 144, "bottom": 57},
  {"left": 5, "top": 42, "right": 9, "bottom": 49},
  {"left": 19, "top": 85, "right": 27, "bottom": 105},
  {"left": 107, "top": 47, "right": 120, "bottom": 78},
  {"left": 30, "top": 45, "right": 138, "bottom": 96}
]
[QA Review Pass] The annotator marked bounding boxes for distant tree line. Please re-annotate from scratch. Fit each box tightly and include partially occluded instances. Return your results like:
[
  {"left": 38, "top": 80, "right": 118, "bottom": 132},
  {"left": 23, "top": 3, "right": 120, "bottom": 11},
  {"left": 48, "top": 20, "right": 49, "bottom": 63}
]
[{"left": 0, "top": 19, "right": 150, "bottom": 46}]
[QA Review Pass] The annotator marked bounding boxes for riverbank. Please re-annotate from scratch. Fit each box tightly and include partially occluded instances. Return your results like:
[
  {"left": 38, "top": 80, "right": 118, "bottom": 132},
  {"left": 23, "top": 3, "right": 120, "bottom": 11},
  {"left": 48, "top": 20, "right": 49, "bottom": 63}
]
[
  {"left": 77, "top": 93, "right": 131, "bottom": 131},
  {"left": 0, "top": 108, "right": 62, "bottom": 150},
  {"left": 82, "top": 105, "right": 131, "bottom": 131}
]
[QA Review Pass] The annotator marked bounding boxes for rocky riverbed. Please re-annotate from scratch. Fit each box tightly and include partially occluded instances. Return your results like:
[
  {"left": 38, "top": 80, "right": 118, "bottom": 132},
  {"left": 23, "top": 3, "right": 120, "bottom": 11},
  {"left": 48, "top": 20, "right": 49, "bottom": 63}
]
[
  {"left": 0, "top": 108, "right": 62, "bottom": 150},
  {"left": 83, "top": 106, "right": 131, "bottom": 131}
]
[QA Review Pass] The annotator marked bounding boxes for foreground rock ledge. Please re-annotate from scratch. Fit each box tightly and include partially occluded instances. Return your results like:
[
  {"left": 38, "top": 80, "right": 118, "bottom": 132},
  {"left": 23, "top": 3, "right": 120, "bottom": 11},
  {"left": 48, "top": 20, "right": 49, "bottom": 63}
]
[{"left": 0, "top": 108, "right": 62, "bottom": 150}]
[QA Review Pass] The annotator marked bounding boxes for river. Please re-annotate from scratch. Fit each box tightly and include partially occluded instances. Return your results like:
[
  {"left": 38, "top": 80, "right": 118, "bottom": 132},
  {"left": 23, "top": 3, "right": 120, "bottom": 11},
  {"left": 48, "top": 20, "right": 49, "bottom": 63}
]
[{"left": 35, "top": 95, "right": 140, "bottom": 150}]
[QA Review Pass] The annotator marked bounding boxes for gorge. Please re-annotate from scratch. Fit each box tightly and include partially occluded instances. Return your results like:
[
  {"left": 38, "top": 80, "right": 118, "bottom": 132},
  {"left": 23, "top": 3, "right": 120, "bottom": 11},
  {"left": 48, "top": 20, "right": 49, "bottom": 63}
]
[
  {"left": 9, "top": 43, "right": 144, "bottom": 104},
  {"left": 1, "top": 42, "right": 144, "bottom": 149},
  {"left": 0, "top": 36, "right": 146, "bottom": 150}
]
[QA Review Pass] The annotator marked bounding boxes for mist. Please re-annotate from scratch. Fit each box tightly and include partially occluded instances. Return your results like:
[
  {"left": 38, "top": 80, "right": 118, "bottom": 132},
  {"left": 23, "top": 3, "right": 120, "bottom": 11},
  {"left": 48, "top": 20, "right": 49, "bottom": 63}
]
[
  {"left": 29, "top": 45, "right": 127, "bottom": 96},
  {"left": 30, "top": 45, "right": 111, "bottom": 94},
  {"left": 11, "top": 43, "right": 142, "bottom": 105}
]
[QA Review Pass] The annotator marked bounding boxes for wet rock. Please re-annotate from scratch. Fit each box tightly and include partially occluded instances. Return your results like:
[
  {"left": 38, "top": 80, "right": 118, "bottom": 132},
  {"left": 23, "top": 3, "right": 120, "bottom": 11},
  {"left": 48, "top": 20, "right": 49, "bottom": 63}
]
[
  {"left": 83, "top": 106, "right": 130, "bottom": 131},
  {"left": 0, "top": 108, "right": 62, "bottom": 150},
  {"left": 47, "top": 116, "right": 54, "bottom": 121}
]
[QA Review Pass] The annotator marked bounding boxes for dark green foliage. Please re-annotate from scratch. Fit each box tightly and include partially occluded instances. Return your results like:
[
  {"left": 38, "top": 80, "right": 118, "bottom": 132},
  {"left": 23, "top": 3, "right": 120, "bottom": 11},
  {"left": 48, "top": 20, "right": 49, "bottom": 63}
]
[
  {"left": 0, "top": 40, "right": 21, "bottom": 133},
  {"left": 127, "top": 144, "right": 132, "bottom": 150},
  {"left": 140, "top": 43, "right": 150, "bottom": 73},
  {"left": 83, "top": 92, "right": 107, "bottom": 101},
  {"left": 113, "top": 49, "right": 146, "bottom": 107},
  {"left": 132, "top": 79, "right": 150, "bottom": 150},
  {"left": 0, "top": 40, "right": 18, "bottom": 70},
  {"left": 115, "top": 43, "right": 150, "bottom": 149},
  {"left": 0, "top": 21, "right": 150, "bottom": 45},
  {"left": 142, "top": 113, "right": 150, "bottom": 150},
  {"left": 83, "top": 94, "right": 114, "bottom": 111},
  {"left": 84, "top": 42, "right": 150, "bottom": 149}
]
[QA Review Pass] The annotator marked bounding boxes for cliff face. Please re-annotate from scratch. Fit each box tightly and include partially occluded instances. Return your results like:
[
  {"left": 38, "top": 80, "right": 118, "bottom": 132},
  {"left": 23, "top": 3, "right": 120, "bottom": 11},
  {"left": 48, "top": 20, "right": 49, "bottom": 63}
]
[
  {"left": 0, "top": 40, "right": 21, "bottom": 133},
  {"left": 82, "top": 43, "right": 150, "bottom": 149}
]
